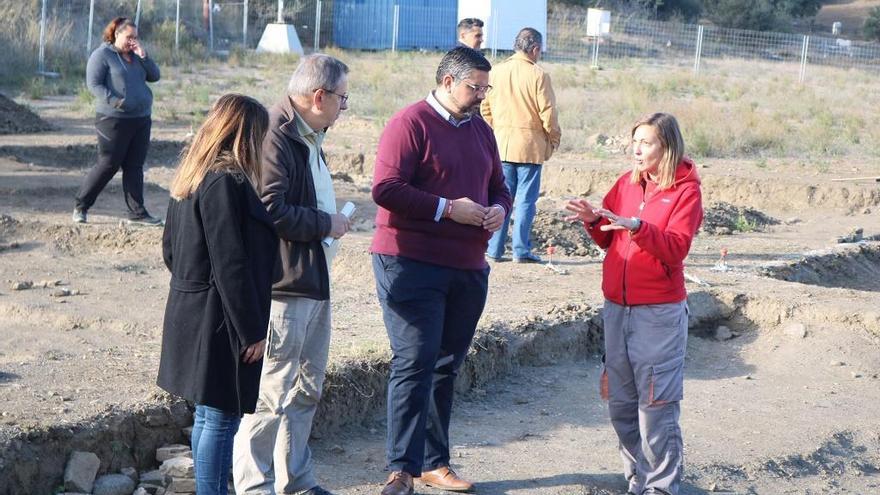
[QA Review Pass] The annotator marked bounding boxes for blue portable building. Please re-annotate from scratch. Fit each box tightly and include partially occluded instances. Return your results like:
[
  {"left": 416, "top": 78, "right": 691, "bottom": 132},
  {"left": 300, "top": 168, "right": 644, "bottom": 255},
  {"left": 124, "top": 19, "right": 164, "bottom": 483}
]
[{"left": 333, "top": 0, "right": 457, "bottom": 51}]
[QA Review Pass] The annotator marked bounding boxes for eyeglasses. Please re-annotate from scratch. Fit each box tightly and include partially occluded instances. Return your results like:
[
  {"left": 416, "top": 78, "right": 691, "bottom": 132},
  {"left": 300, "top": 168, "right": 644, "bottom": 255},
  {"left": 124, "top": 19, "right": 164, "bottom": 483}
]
[
  {"left": 316, "top": 88, "right": 349, "bottom": 106},
  {"left": 459, "top": 81, "right": 493, "bottom": 94}
]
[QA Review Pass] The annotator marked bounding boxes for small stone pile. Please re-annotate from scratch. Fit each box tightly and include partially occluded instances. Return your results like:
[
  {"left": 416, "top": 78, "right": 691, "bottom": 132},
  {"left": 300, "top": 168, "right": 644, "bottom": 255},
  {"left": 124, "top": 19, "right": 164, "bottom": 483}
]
[
  {"left": 59, "top": 439, "right": 196, "bottom": 495},
  {"left": 156, "top": 443, "right": 195, "bottom": 494}
]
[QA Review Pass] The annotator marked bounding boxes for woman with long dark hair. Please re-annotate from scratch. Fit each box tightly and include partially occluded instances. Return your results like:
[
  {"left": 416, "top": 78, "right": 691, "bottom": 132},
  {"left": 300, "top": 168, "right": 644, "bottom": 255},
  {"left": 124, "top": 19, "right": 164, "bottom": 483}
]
[
  {"left": 159, "top": 94, "right": 278, "bottom": 495},
  {"left": 75, "top": 16, "right": 161, "bottom": 225}
]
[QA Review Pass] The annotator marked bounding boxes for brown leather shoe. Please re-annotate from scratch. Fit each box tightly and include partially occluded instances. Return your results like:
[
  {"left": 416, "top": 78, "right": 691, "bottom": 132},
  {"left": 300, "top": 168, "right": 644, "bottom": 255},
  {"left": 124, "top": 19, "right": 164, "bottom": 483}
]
[
  {"left": 381, "top": 471, "right": 413, "bottom": 495},
  {"left": 417, "top": 466, "right": 475, "bottom": 492}
]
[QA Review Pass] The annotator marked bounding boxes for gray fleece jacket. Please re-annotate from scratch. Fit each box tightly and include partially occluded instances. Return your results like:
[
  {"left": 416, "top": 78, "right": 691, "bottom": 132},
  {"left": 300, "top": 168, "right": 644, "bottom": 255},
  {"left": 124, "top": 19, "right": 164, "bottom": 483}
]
[{"left": 86, "top": 42, "right": 160, "bottom": 118}]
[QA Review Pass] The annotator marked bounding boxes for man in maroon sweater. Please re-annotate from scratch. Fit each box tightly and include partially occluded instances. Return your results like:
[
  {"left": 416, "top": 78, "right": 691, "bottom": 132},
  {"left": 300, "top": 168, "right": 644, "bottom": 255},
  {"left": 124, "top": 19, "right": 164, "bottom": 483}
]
[{"left": 371, "top": 47, "right": 512, "bottom": 495}]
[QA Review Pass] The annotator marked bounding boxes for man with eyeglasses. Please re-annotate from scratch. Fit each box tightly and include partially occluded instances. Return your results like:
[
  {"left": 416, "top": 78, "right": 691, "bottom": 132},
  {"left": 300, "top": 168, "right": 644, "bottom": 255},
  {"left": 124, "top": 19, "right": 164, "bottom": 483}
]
[
  {"left": 233, "top": 53, "right": 351, "bottom": 495},
  {"left": 482, "top": 27, "right": 561, "bottom": 264},
  {"left": 371, "top": 46, "right": 512, "bottom": 495}
]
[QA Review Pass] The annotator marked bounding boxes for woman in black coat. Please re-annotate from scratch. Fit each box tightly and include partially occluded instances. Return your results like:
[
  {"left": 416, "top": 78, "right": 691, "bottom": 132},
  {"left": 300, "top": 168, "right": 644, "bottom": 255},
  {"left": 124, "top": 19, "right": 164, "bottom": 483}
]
[{"left": 159, "top": 94, "right": 278, "bottom": 495}]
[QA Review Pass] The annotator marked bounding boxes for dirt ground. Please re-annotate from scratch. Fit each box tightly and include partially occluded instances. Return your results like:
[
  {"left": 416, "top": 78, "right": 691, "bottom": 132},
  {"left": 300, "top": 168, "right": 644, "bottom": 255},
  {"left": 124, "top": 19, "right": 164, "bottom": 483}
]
[{"left": 1, "top": 96, "right": 879, "bottom": 494}]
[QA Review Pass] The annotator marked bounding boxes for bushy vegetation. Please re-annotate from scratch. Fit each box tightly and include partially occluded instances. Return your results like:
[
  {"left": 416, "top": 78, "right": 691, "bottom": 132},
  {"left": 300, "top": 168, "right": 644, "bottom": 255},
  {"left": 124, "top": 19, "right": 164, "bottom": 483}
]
[{"left": 865, "top": 7, "right": 880, "bottom": 42}]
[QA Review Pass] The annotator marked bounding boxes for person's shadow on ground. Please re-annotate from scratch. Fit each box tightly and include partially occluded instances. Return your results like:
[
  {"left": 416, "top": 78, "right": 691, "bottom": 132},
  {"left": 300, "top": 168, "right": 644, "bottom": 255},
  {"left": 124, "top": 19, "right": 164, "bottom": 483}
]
[{"left": 472, "top": 472, "right": 710, "bottom": 494}]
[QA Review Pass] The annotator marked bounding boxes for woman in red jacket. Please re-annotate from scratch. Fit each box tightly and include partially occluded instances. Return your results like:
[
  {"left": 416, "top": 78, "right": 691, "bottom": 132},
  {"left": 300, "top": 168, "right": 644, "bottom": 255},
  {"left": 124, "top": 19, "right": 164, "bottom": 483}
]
[{"left": 566, "top": 113, "right": 702, "bottom": 495}]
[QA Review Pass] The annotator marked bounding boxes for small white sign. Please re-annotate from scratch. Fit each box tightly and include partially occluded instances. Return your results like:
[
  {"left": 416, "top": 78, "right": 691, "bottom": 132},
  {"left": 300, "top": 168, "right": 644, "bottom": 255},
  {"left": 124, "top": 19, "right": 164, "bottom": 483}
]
[{"left": 586, "top": 8, "right": 611, "bottom": 37}]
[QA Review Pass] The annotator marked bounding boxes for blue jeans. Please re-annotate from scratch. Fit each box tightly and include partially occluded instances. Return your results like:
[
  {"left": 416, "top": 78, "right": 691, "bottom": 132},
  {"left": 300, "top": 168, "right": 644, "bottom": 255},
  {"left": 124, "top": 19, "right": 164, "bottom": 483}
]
[
  {"left": 192, "top": 404, "right": 241, "bottom": 495},
  {"left": 372, "top": 254, "right": 489, "bottom": 476},
  {"left": 486, "top": 162, "right": 542, "bottom": 259}
]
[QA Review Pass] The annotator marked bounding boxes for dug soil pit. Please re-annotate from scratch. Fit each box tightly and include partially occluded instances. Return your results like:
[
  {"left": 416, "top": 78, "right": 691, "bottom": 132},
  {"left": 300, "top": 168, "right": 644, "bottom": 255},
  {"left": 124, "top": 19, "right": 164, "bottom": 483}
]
[{"left": 2, "top": 105, "right": 880, "bottom": 494}]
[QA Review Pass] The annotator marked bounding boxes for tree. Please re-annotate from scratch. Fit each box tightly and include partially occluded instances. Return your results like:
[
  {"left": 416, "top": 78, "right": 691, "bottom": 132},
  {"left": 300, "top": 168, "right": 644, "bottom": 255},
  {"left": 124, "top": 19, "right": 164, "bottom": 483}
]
[
  {"left": 638, "top": 0, "right": 703, "bottom": 20},
  {"left": 866, "top": 7, "right": 880, "bottom": 42},
  {"left": 703, "top": 0, "right": 826, "bottom": 30},
  {"left": 703, "top": 0, "right": 778, "bottom": 30},
  {"left": 774, "top": 0, "right": 823, "bottom": 18}
]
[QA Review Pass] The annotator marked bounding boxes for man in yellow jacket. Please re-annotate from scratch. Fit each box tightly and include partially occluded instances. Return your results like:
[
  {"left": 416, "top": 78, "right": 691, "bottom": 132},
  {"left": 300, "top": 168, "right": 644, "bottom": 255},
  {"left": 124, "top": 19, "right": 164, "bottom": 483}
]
[{"left": 482, "top": 27, "right": 561, "bottom": 263}]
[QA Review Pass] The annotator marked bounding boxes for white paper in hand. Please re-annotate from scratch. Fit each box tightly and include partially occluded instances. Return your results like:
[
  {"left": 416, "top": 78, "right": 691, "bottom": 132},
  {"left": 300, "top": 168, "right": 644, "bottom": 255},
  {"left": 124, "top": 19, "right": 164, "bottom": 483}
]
[{"left": 322, "top": 201, "right": 356, "bottom": 247}]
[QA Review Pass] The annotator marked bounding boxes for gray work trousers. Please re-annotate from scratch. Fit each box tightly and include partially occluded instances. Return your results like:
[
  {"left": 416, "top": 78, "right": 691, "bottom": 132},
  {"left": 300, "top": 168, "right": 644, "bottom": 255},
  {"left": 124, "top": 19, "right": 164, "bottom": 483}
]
[
  {"left": 602, "top": 300, "right": 687, "bottom": 495},
  {"left": 232, "top": 297, "right": 332, "bottom": 495}
]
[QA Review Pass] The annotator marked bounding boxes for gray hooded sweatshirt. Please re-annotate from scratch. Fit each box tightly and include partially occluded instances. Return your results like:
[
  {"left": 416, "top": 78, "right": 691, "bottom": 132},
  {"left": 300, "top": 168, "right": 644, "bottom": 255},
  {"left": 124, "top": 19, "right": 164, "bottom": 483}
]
[{"left": 86, "top": 42, "right": 160, "bottom": 118}]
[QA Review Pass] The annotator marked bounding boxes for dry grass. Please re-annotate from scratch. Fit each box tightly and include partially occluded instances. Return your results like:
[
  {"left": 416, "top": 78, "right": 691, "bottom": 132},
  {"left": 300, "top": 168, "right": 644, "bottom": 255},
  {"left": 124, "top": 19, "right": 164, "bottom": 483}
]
[
  {"left": 549, "top": 57, "right": 880, "bottom": 160},
  {"left": 0, "top": 2, "right": 82, "bottom": 91},
  {"left": 48, "top": 48, "right": 880, "bottom": 164}
]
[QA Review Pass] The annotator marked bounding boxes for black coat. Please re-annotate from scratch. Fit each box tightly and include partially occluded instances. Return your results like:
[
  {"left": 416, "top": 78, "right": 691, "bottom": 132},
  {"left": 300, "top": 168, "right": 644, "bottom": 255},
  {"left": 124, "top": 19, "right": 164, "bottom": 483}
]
[{"left": 158, "top": 170, "right": 279, "bottom": 415}]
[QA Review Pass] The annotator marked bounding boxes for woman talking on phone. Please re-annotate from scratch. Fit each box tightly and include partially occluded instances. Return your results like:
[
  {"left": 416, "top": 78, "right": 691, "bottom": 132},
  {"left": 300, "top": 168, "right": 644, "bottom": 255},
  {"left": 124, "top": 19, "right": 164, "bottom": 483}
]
[{"left": 75, "top": 16, "right": 162, "bottom": 225}]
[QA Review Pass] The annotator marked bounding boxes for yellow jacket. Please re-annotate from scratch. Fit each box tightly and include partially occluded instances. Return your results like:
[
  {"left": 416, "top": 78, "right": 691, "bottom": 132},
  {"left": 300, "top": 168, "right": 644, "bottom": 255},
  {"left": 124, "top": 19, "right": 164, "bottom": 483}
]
[{"left": 481, "top": 51, "right": 561, "bottom": 164}]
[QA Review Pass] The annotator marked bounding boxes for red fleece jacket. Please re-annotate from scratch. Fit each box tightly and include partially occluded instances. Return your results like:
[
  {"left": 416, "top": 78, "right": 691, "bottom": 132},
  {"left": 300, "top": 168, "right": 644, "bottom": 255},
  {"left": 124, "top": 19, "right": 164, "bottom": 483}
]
[{"left": 587, "top": 158, "right": 703, "bottom": 306}]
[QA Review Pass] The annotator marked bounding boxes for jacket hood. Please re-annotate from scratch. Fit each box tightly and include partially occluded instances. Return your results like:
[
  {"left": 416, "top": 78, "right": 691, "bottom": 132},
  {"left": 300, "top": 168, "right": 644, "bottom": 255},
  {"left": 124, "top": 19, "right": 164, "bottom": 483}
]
[{"left": 673, "top": 156, "right": 700, "bottom": 187}]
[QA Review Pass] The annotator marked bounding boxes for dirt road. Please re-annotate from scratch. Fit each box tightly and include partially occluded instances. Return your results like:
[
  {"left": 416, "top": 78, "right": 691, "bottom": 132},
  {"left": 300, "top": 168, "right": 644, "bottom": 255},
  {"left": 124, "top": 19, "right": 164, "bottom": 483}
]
[{"left": 310, "top": 357, "right": 880, "bottom": 495}]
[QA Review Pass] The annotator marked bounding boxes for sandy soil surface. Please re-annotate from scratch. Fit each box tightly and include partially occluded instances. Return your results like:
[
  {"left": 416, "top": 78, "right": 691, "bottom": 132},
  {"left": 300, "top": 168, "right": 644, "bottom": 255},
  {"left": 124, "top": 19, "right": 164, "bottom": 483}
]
[{"left": 1, "top": 96, "right": 879, "bottom": 494}]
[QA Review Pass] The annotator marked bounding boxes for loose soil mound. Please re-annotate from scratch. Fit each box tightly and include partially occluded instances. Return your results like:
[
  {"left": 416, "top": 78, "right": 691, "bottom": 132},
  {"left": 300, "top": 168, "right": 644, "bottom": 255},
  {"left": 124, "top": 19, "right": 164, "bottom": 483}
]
[
  {"left": 0, "top": 94, "right": 54, "bottom": 135},
  {"left": 531, "top": 209, "right": 602, "bottom": 257},
  {"left": 0, "top": 215, "right": 161, "bottom": 255},
  {"left": 701, "top": 201, "right": 779, "bottom": 235},
  {"left": 759, "top": 242, "right": 880, "bottom": 292}
]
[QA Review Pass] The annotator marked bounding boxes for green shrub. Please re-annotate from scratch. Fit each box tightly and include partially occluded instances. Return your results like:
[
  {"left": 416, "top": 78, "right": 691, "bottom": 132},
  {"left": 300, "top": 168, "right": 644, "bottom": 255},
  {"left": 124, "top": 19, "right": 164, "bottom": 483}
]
[{"left": 865, "top": 7, "right": 880, "bottom": 42}]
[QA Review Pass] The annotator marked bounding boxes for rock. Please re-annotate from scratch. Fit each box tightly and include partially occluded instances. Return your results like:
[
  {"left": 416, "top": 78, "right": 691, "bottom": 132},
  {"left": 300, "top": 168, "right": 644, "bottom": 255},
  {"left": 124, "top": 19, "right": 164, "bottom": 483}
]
[
  {"left": 830, "top": 361, "right": 845, "bottom": 367},
  {"left": 169, "top": 476, "right": 196, "bottom": 493},
  {"left": 837, "top": 228, "right": 864, "bottom": 244},
  {"left": 137, "top": 482, "right": 168, "bottom": 495},
  {"left": 852, "top": 372, "right": 863, "bottom": 379},
  {"left": 182, "top": 426, "right": 193, "bottom": 442},
  {"left": 863, "top": 207, "right": 872, "bottom": 215},
  {"left": 159, "top": 456, "right": 194, "bottom": 478},
  {"left": 686, "top": 291, "right": 734, "bottom": 329},
  {"left": 783, "top": 322, "right": 807, "bottom": 338},
  {"left": 63, "top": 451, "right": 100, "bottom": 493},
  {"left": 784, "top": 217, "right": 801, "bottom": 225},
  {"left": 156, "top": 444, "right": 192, "bottom": 463},
  {"left": 93, "top": 474, "right": 137, "bottom": 495},
  {"left": 329, "top": 444, "right": 346, "bottom": 454},
  {"left": 714, "top": 325, "right": 734, "bottom": 341},
  {"left": 11, "top": 280, "right": 33, "bottom": 290},
  {"left": 121, "top": 466, "right": 138, "bottom": 482},
  {"left": 51, "top": 288, "right": 73, "bottom": 297},
  {"left": 140, "top": 469, "right": 171, "bottom": 487}
]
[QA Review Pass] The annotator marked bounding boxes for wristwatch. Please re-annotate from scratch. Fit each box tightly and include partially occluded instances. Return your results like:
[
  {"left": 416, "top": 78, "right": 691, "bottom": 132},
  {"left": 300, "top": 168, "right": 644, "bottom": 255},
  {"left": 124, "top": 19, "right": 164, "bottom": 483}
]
[{"left": 629, "top": 217, "right": 642, "bottom": 233}]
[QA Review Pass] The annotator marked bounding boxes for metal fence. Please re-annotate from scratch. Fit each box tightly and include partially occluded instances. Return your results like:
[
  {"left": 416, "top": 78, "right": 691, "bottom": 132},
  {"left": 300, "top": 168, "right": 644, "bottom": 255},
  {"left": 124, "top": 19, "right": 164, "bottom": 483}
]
[
  {"left": 549, "top": 14, "right": 880, "bottom": 80},
  {"left": 14, "top": 0, "right": 880, "bottom": 84}
]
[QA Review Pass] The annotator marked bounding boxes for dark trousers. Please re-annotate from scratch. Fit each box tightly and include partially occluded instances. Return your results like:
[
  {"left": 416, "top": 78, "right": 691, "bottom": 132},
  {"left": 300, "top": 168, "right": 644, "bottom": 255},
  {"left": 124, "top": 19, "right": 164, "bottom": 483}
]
[
  {"left": 372, "top": 254, "right": 489, "bottom": 476},
  {"left": 75, "top": 114, "right": 151, "bottom": 218}
]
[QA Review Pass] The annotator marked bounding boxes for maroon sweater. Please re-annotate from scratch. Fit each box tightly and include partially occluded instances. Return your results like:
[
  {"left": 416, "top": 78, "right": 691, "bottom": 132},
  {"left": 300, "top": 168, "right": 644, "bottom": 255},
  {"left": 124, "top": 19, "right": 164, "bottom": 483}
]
[{"left": 371, "top": 100, "right": 512, "bottom": 270}]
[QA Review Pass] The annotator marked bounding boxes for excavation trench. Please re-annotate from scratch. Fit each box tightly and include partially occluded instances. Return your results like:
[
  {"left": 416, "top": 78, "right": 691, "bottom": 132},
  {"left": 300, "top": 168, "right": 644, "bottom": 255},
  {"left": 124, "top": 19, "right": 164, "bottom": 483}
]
[
  {"left": 1, "top": 284, "right": 872, "bottom": 494},
  {"left": 0, "top": 305, "right": 603, "bottom": 495},
  {"left": 759, "top": 242, "right": 880, "bottom": 292}
]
